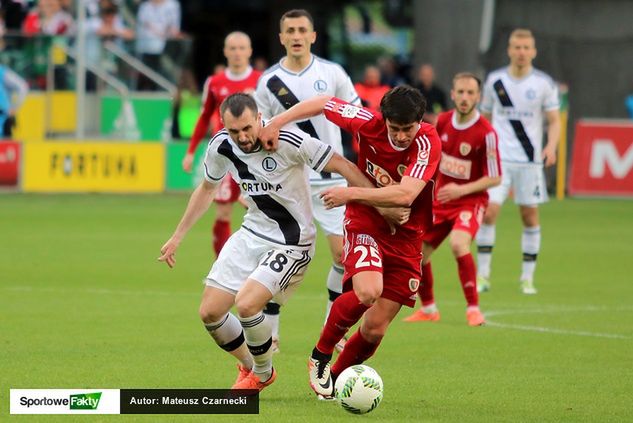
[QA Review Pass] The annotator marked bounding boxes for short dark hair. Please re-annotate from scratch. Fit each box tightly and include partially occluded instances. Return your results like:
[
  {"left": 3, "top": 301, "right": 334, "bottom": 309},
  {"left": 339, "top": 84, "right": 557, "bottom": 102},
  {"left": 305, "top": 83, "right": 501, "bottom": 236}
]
[
  {"left": 220, "top": 93, "right": 258, "bottom": 119},
  {"left": 280, "top": 9, "right": 314, "bottom": 31},
  {"left": 452, "top": 72, "right": 481, "bottom": 90},
  {"left": 380, "top": 86, "right": 426, "bottom": 124}
]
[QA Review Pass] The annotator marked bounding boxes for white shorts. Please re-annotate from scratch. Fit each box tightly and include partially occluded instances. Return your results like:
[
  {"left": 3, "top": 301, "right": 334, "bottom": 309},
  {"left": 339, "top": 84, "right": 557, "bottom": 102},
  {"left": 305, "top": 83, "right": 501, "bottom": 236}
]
[
  {"left": 310, "top": 181, "right": 346, "bottom": 237},
  {"left": 488, "top": 162, "right": 548, "bottom": 206},
  {"left": 205, "top": 229, "right": 314, "bottom": 305}
]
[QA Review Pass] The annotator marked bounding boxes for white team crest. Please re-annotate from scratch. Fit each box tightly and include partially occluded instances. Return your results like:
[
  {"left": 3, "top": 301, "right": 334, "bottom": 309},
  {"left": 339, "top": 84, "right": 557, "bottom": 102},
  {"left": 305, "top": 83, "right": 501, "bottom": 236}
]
[
  {"left": 397, "top": 164, "right": 407, "bottom": 176},
  {"left": 262, "top": 156, "right": 277, "bottom": 172},
  {"left": 341, "top": 104, "right": 361, "bottom": 118},
  {"left": 459, "top": 211, "right": 472, "bottom": 226},
  {"left": 409, "top": 278, "right": 420, "bottom": 292},
  {"left": 314, "top": 79, "right": 328, "bottom": 93},
  {"left": 441, "top": 133, "right": 448, "bottom": 142},
  {"left": 459, "top": 142, "right": 471, "bottom": 156},
  {"left": 220, "top": 86, "right": 229, "bottom": 96}
]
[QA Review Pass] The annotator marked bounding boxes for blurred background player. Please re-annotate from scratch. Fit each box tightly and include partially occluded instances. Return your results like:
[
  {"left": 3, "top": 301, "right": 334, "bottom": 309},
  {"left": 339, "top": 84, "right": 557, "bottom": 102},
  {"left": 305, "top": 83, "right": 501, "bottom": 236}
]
[
  {"left": 354, "top": 65, "right": 390, "bottom": 112},
  {"left": 182, "top": 31, "right": 261, "bottom": 257},
  {"left": 403, "top": 72, "right": 500, "bottom": 326},
  {"left": 0, "top": 63, "right": 28, "bottom": 138},
  {"left": 159, "top": 93, "right": 374, "bottom": 393},
  {"left": 254, "top": 9, "right": 360, "bottom": 352},
  {"left": 414, "top": 63, "right": 447, "bottom": 126},
  {"left": 476, "top": 29, "right": 561, "bottom": 295}
]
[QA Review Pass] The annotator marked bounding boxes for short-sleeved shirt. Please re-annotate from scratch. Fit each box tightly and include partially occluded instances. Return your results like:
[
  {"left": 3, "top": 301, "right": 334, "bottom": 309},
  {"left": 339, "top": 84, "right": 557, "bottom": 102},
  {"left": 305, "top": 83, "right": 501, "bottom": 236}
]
[
  {"left": 481, "top": 66, "right": 559, "bottom": 164},
  {"left": 323, "top": 97, "right": 442, "bottom": 241},
  {"left": 435, "top": 110, "right": 501, "bottom": 207},
  {"left": 203, "top": 123, "right": 334, "bottom": 248},
  {"left": 254, "top": 55, "right": 360, "bottom": 184}
]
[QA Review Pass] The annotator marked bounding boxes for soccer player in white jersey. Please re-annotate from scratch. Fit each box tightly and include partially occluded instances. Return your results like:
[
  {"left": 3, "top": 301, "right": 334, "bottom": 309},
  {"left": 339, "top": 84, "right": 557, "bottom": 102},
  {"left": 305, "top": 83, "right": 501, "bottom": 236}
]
[
  {"left": 158, "top": 93, "right": 374, "bottom": 393},
  {"left": 476, "top": 29, "right": 561, "bottom": 294},
  {"left": 254, "top": 9, "right": 361, "bottom": 351}
]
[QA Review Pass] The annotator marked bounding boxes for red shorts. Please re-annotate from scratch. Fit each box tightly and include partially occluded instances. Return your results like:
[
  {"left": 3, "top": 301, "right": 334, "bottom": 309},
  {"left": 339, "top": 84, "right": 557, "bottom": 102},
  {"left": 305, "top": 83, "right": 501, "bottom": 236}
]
[
  {"left": 214, "top": 175, "right": 241, "bottom": 204},
  {"left": 424, "top": 202, "right": 485, "bottom": 249},
  {"left": 341, "top": 229, "right": 423, "bottom": 308}
]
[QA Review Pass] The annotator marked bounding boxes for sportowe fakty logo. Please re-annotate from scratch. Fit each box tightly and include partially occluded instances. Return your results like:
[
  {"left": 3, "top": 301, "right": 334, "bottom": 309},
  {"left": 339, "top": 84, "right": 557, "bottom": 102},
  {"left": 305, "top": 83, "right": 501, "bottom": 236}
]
[{"left": 20, "top": 392, "right": 102, "bottom": 410}]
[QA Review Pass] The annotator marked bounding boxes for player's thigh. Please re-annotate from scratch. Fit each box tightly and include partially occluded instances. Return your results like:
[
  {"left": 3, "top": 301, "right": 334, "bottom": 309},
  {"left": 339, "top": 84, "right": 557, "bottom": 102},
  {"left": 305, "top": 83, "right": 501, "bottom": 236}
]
[
  {"left": 311, "top": 183, "right": 345, "bottom": 237},
  {"left": 199, "top": 285, "right": 235, "bottom": 322},
  {"left": 380, "top": 241, "right": 424, "bottom": 308},
  {"left": 248, "top": 245, "right": 315, "bottom": 306},
  {"left": 514, "top": 166, "right": 548, "bottom": 206},
  {"left": 342, "top": 231, "right": 384, "bottom": 303},
  {"left": 234, "top": 278, "right": 275, "bottom": 317}
]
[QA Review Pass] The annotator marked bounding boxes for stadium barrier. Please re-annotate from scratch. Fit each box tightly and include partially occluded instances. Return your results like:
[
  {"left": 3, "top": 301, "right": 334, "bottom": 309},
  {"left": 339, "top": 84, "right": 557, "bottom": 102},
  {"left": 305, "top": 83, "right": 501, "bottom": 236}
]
[
  {"left": 569, "top": 119, "right": 633, "bottom": 197},
  {"left": 0, "top": 141, "right": 20, "bottom": 187}
]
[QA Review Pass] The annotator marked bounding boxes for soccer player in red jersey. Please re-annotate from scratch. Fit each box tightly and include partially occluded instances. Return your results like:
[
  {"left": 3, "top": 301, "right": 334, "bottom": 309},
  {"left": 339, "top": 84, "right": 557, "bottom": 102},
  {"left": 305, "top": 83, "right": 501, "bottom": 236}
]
[
  {"left": 260, "top": 86, "right": 441, "bottom": 399},
  {"left": 403, "top": 72, "right": 501, "bottom": 326},
  {"left": 182, "top": 31, "right": 262, "bottom": 257}
]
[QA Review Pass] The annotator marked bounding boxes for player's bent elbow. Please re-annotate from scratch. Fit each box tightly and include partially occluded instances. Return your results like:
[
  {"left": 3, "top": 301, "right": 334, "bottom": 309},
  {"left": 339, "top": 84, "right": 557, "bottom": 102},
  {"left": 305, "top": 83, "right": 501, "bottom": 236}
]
[{"left": 489, "top": 176, "right": 502, "bottom": 188}]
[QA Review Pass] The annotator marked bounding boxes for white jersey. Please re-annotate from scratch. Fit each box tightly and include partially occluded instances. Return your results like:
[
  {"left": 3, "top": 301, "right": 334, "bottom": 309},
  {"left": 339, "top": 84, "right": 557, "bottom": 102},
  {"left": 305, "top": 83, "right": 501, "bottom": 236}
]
[
  {"left": 254, "top": 54, "right": 360, "bottom": 185},
  {"left": 203, "top": 124, "right": 334, "bottom": 248},
  {"left": 481, "top": 67, "right": 559, "bottom": 164}
]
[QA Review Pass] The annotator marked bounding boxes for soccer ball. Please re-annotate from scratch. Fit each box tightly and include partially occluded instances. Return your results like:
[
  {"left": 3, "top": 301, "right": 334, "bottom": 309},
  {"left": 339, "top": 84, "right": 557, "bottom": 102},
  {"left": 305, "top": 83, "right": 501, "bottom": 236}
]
[{"left": 334, "top": 365, "right": 384, "bottom": 414}]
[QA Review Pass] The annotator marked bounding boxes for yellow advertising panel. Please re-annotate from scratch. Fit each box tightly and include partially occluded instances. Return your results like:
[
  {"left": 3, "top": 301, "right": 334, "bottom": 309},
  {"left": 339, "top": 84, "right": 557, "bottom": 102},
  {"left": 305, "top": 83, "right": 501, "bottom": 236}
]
[{"left": 22, "top": 142, "right": 165, "bottom": 192}]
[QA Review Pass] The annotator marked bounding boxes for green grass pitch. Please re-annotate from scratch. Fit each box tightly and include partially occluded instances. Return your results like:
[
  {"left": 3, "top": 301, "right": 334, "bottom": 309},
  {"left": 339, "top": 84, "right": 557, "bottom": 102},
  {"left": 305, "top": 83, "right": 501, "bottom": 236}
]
[{"left": 1, "top": 194, "right": 632, "bottom": 422}]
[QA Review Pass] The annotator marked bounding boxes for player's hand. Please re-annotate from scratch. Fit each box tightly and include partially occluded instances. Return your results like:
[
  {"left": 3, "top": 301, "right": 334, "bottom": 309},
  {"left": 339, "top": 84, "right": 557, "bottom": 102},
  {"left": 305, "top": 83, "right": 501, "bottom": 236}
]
[
  {"left": 320, "top": 187, "right": 351, "bottom": 209},
  {"left": 158, "top": 237, "right": 180, "bottom": 268},
  {"left": 376, "top": 207, "right": 410, "bottom": 234},
  {"left": 436, "top": 183, "right": 465, "bottom": 203},
  {"left": 182, "top": 153, "right": 194, "bottom": 173},
  {"left": 260, "top": 120, "right": 280, "bottom": 151},
  {"left": 542, "top": 144, "right": 557, "bottom": 167}
]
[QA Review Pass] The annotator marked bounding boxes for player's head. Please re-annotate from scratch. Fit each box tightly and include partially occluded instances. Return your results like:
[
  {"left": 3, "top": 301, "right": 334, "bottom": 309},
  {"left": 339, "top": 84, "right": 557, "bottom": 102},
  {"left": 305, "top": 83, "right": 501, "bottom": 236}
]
[
  {"left": 380, "top": 86, "right": 426, "bottom": 149},
  {"left": 451, "top": 72, "right": 481, "bottom": 117},
  {"left": 220, "top": 93, "right": 262, "bottom": 153},
  {"left": 223, "top": 31, "right": 252, "bottom": 70},
  {"left": 507, "top": 28, "right": 536, "bottom": 69},
  {"left": 279, "top": 9, "right": 316, "bottom": 60}
]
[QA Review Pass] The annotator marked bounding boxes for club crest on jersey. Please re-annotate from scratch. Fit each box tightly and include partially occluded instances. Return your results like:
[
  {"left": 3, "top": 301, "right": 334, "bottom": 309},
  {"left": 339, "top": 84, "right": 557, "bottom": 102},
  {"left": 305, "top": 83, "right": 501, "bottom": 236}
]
[
  {"left": 459, "top": 142, "right": 471, "bottom": 156},
  {"left": 277, "top": 87, "right": 288, "bottom": 96},
  {"left": 220, "top": 86, "right": 229, "bottom": 96},
  {"left": 417, "top": 149, "right": 429, "bottom": 165},
  {"left": 409, "top": 278, "right": 420, "bottom": 292},
  {"left": 459, "top": 211, "right": 472, "bottom": 227},
  {"left": 314, "top": 79, "right": 328, "bottom": 93},
  {"left": 441, "top": 133, "right": 449, "bottom": 142},
  {"left": 397, "top": 164, "right": 407, "bottom": 176},
  {"left": 526, "top": 88, "right": 536, "bottom": 100},
  {"left": 341, "top": 104, "right": 361, "bottom": 118},
  {"left": 366, "top": 160, "right": 395, "bottom": 187},
  {"left": 262, "top": 156, "right": 277, "bottom": 172}
]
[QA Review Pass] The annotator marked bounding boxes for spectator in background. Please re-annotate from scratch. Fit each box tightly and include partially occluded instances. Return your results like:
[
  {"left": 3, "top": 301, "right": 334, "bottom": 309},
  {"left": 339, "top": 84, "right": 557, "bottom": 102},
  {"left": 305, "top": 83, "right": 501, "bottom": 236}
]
[
  {"left": 22, "top": 0, "right": 74, "bottom": 35},
  {"left": 253, "top": 56, "right": 268, "bottom": 72},
  {"left": 135, "top": 0, "right": 181, "bottom": 91},
  {"left": 354, "top": 65, "right": 390, "bottom": 112},
  {"left": 414, "top": 64, "right": 447, "bottom": 125},
  {"left": 0, "top": 64, "right": 28, "bottom": 138},
  {"left": 377, "top": 55, "right": 406, "bottom": 87},
  {"left": 1, "top": 0, "right": 28, "bottom": 30},
  {"left": 626, "top": 92, "right": 633, "bottom": 119}
]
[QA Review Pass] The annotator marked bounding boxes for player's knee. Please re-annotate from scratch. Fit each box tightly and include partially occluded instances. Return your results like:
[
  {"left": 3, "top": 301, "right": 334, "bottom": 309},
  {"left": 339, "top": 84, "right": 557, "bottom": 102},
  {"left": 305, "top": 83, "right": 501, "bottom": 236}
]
[
  {"left": 355, "top": 285, "right": 382, "bottom": 306},
  {"left": 449, "top": 239, "right": 469, "bottom": 257},
  {"left": 199, "top": 305, "right": 224, "bottom": 324},
  {"left": 360, "top": 323, "right": 387, "bottom": 343},
  {"left": 234, "top": 297, "right": 261, "bottom": 319}
]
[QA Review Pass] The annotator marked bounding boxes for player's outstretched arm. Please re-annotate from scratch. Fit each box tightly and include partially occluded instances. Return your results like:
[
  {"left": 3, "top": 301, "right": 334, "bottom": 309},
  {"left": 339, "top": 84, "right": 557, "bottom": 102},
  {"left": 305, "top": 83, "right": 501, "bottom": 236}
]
[
  {"left": 321, "top": 152, "right": 374, "bottom": 189},
  {"left": 158, "top": 180, "right": 218, "bottom": 268},
  {"left": 321, "top": 176, "right": 427, "bottom": 209}
]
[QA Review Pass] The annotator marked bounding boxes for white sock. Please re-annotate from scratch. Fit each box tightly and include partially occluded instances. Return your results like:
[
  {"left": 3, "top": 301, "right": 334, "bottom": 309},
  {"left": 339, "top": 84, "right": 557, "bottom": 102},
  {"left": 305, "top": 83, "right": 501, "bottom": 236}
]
[
  {"left": 521, "top": 226, "right": 541, "bottom": 281},
  {"left": 263, "top": 302, "right": 280, "bottom": 341},
  {"left": 238, "top": 311, "right": 273, "bottom": 380},
  {"left": 204, "top": 313, "right": 253, "bottom": 369},
  {"left": 422, "top": 303, "right": 438, "bottom": 313},
  {"left": 476, "top": 224, "right": 496, "bottom": 278},
  {"left": 324, "top": 263, "right": 344, "bottom": 324}
]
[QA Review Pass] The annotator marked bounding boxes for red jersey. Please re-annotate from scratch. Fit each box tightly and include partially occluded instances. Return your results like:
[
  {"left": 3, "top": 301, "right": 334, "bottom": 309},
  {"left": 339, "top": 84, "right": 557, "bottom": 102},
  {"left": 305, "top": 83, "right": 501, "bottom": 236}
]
[
  {"left": 435, "top": 110, "right": 501, "bottom": 206},
  {"left": 324, "top": 97, "right": 442, "bottom": 239},
  {"left": 187, "top": 67, "right": 262, "bottom": 154}
]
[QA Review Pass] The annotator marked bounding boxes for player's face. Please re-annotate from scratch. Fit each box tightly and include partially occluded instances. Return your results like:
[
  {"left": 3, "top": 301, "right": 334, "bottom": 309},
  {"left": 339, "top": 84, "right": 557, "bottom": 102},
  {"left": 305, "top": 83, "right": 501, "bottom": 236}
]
[
  {"left": 385, "top": 120, "right": 420, "bottom": 149},
  {"left": 451, "top": 77, "right": 480, "bottom": 116},
  {"left": 279, "top": 17, "right": 316, "bottom": 60},
  {"left": 224, "top": 35, "right": 252, "bottom": 68},
  {"left": 508, "top": 36, "right": 536, "bottom": 68},
  {"left": 223, "top": 109, "right": 262, "bottom": 153}
]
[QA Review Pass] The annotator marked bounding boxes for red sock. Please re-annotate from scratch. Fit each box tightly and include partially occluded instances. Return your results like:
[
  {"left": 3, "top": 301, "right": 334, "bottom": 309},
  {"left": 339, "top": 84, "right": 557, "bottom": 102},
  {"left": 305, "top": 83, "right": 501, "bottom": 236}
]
[
  {"left": 418, "top": 262, "right": 435, "bottom": 306},
  {"left": 316, "top": 291, "right": 370, "bottom": 355},
  {"left": 457, "top": 253, "right": 478, "bottom": 307},
  {"left": 331, "top": 329, "right": 381, "bottom": 378},
  {"left": 212, "top": 220, "right": 231, "bottom": 257}
]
